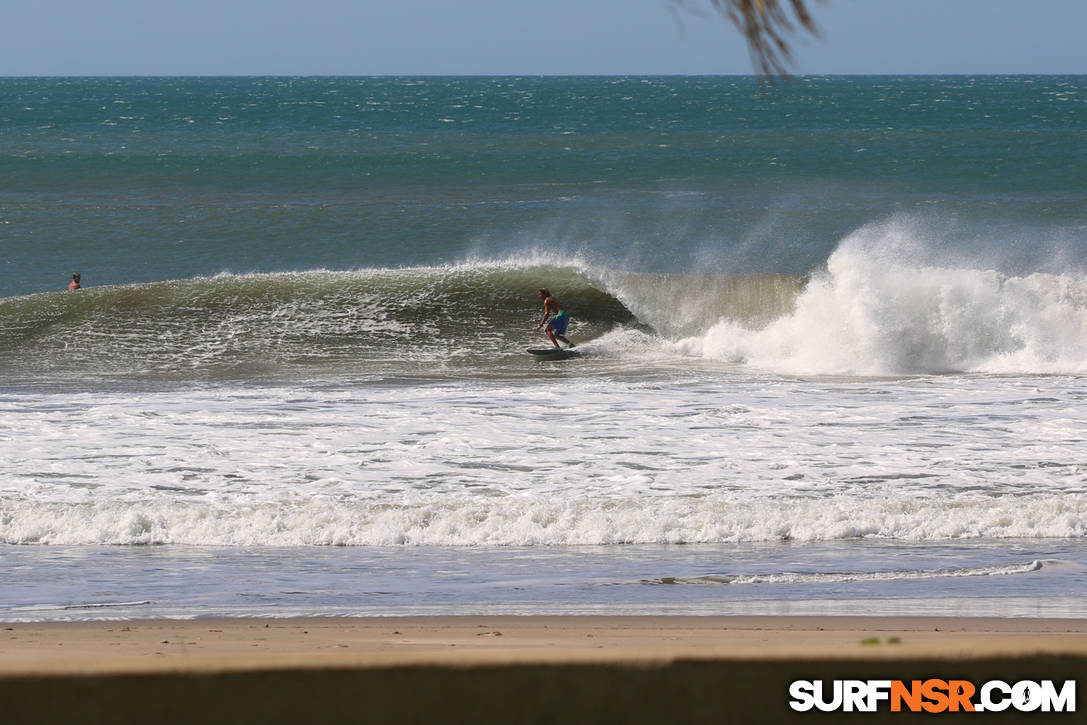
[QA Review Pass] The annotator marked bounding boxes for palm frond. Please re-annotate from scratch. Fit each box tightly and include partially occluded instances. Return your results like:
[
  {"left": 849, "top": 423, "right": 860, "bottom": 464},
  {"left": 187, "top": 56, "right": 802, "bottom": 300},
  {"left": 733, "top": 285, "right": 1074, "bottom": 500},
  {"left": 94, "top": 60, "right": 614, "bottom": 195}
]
[{"left": 672, "top": 0, "right": 821, "bottom": 76}]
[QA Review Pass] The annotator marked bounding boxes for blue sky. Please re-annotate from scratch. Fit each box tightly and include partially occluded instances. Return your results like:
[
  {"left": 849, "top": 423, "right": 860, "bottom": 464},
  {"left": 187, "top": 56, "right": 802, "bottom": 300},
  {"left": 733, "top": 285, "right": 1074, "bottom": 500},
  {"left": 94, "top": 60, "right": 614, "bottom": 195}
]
[{"left": 3, "top": 0, "right": 1086, "bottom": 76}]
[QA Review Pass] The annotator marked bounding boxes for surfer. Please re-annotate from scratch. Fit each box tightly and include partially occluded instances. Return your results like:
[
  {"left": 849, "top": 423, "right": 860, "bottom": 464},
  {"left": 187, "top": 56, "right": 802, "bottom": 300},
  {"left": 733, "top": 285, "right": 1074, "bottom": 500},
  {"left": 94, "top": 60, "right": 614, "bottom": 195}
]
[
  {"left": 67, "top": 273, "right": 81, "bottom": 290},
  {"left": 535, "top": 288, "right": 575, "bottom": 349}
]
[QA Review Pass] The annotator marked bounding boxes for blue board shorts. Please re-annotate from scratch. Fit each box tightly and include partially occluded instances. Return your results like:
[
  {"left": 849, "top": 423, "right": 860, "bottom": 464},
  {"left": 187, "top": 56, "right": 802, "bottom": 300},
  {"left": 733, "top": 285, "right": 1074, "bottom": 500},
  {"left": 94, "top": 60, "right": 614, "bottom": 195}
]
[{"left": 549, "top": 312, "right": 569, "bottom": 335}]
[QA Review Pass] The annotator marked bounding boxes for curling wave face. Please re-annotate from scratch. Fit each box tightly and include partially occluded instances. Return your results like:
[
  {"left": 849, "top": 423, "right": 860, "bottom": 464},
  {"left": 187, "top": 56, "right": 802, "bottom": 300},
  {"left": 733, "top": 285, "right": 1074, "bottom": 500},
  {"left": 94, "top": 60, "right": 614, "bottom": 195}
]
[{"left": 0, "top": 263, "right": 637, "bottom": 382}]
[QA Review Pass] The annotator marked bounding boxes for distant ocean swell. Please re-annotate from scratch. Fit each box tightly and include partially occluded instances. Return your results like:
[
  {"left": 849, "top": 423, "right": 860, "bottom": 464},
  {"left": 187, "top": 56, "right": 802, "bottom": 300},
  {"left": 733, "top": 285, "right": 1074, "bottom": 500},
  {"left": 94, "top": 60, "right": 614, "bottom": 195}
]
[{"left": 2, "top": 494, "right": 1084, "bottom": 546}]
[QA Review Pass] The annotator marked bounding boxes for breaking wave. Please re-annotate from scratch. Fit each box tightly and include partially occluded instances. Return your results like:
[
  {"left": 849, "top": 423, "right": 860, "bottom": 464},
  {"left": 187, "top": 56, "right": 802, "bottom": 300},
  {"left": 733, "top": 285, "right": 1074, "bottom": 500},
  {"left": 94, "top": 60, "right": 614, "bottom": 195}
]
[
  {"left": 3, "top": 220, "right": 1085, "bottom": 381},
  {"left": 3, "top": 495, "right": 1084, "bottom": 546},
  {"left": 673, "top": 221, "right": 1087, "bottom": 375}
]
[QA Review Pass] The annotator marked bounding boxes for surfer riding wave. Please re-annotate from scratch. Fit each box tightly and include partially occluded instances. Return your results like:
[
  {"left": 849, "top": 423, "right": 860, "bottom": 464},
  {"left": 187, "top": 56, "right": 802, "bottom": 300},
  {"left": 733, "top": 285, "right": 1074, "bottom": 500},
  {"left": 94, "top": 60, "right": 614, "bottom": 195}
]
[{"left": 535, "top": 288, "right": 575, "bottom": 349}]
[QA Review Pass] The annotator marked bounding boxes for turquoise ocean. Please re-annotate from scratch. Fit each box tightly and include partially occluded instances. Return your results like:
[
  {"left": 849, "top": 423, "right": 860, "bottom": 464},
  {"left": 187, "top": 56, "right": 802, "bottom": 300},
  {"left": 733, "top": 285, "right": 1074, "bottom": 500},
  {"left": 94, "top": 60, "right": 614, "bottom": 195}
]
[{"left": 1, "top": 76, "right": 1085, "bottom": 620}]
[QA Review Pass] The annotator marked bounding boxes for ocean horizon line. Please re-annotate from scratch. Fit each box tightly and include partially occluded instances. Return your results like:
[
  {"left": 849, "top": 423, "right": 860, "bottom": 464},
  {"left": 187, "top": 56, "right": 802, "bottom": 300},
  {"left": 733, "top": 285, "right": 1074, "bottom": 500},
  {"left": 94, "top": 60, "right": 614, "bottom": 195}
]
[{"left": 3, "top": 72, "right": 1085, "bottom": 80}]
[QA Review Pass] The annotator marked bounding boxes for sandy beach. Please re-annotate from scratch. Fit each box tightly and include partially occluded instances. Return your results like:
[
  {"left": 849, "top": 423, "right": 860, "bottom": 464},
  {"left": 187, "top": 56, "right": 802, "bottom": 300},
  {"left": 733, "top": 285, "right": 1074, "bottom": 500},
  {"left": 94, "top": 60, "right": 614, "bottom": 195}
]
[{"left": 3, "top": 616, "right": 1084, "bottom": 723}]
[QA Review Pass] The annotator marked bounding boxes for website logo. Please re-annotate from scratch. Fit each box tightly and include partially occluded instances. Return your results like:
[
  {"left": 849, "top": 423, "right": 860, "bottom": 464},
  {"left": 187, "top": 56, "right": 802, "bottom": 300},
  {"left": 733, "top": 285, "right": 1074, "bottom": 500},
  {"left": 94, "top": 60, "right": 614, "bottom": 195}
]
[{"left": 789, "top": 679, "right": 1076, "bottom": 713}]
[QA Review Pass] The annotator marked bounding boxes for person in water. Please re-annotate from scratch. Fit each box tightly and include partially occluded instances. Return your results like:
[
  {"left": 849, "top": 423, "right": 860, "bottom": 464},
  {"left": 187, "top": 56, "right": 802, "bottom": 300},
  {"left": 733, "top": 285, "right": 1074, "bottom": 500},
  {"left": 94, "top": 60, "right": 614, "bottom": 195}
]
[
  {"left": 67, "top": 273, "right": 81, "bottom": 290},
  {"left": 535, "top": 287, "right": 575, "bottom": 348}
]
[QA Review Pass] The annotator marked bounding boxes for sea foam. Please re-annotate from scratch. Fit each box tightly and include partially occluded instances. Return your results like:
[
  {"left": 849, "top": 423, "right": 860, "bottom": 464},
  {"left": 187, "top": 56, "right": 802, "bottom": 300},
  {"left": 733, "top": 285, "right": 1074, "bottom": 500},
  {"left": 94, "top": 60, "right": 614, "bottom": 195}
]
[
  {"left": 2, "top": 377, "right": 1084, "bottom": 548},
  {"left": 3, "top": 494, "right": 1085, "bottom": 547},
  {"left": 672, "top": 223, "right": 1087, "bottom": 375}
]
